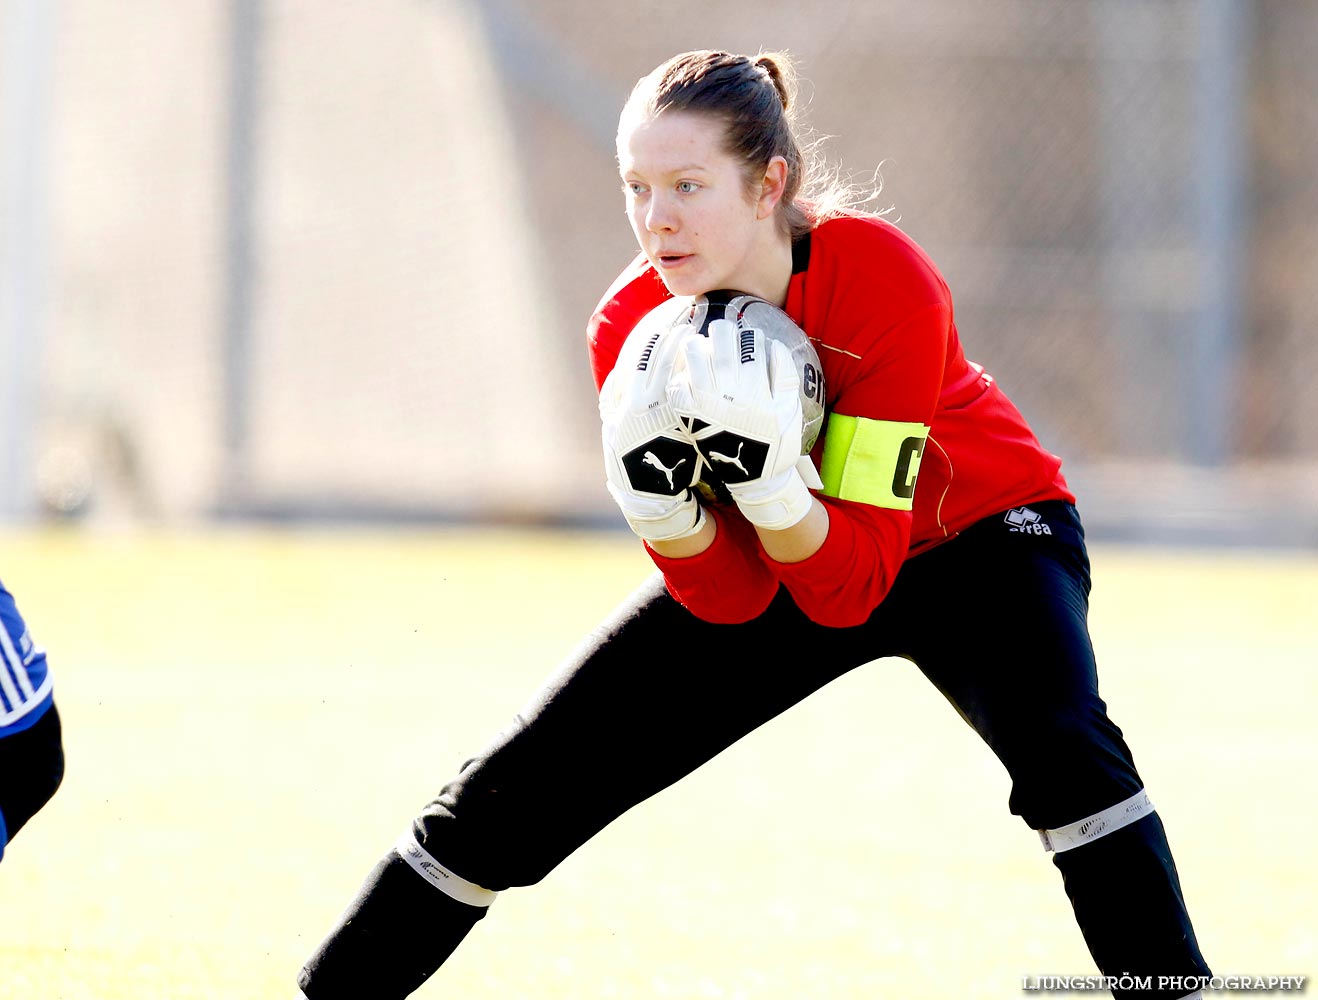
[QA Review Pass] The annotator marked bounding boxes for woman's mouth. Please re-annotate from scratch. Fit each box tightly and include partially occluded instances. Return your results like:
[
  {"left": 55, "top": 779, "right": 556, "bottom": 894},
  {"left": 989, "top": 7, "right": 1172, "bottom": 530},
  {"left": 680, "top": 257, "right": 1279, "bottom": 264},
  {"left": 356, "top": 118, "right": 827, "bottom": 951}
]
[{"left": 656, "top": 252, "right": 692, "bottom": 269}]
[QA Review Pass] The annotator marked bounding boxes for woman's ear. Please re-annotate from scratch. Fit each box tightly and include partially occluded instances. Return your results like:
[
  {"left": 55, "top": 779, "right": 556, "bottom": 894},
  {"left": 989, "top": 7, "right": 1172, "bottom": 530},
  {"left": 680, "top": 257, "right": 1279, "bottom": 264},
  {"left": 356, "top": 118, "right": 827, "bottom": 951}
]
[{"left": 757, "top": 156, "right": 789, "bottom": 220}]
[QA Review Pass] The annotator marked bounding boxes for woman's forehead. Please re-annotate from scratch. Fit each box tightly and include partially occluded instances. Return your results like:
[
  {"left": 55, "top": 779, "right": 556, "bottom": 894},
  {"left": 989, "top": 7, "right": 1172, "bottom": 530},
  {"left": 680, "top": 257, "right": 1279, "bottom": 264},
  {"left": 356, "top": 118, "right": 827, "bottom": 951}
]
[{"left": 617, "top": 111, "right": 729, "bottom": 175}]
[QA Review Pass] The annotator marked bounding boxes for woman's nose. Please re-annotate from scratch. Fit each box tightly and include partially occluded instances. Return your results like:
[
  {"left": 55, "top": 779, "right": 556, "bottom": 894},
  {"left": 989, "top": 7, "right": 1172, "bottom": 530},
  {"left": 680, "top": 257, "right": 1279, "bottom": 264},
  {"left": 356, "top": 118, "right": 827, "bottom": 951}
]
[{"left": 645, "top": 195, "right": 676, "bottom": 233}]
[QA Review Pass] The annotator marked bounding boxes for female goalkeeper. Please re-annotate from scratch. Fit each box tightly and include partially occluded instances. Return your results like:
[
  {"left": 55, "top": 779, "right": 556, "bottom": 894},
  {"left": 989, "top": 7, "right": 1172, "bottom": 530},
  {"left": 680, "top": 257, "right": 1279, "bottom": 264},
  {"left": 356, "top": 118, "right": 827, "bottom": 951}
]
[{"left": 300, "top": 50, "right": 1210, "bottom": 1000}]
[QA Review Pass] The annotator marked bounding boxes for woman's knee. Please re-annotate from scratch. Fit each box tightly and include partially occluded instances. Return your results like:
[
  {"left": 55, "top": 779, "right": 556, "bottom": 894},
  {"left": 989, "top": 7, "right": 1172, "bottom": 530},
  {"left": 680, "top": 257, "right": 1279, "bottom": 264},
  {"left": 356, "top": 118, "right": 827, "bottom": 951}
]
[
  {"left": 1002, "top": 707, "right": 1144, "bottom": 830},
  {"left": 414, "top": 742, "right": 629, "bottom": 893}
]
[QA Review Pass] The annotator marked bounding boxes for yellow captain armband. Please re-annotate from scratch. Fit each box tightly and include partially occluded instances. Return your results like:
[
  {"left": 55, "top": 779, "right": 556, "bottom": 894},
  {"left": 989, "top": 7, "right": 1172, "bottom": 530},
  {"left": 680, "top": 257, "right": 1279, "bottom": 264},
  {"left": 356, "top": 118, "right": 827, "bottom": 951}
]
[{"left": 818, "top": 415, "right": 930, "bottom": 511}]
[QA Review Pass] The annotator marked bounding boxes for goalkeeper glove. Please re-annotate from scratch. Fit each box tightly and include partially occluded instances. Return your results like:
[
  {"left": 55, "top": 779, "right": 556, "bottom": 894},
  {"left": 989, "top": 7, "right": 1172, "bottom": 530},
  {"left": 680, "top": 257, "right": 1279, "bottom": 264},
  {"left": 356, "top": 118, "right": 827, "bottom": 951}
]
[
  {"left": 670, "top": 319, "right": 815, "bottom": 532},
  {"left": 599, "top": 323, "right": 705, "bottom": 542}
]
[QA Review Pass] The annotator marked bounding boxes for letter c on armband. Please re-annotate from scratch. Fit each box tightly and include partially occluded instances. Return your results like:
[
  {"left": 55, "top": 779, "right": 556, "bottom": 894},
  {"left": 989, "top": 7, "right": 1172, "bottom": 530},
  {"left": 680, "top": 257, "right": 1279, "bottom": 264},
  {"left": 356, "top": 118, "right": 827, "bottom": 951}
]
[{"left": 818, "top": 414, "right": 930, "bottom": 511}]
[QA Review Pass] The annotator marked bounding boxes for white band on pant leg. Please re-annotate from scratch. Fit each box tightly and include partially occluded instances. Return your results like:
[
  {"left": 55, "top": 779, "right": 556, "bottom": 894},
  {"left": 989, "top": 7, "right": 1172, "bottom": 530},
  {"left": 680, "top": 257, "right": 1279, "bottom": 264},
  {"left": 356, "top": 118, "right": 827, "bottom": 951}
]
[
  {"left": 1037, "top": 790, "right": 1155, "bottom": 853},
  {"left": 394, "top": 829, "right": 499, "bottom": 907}
]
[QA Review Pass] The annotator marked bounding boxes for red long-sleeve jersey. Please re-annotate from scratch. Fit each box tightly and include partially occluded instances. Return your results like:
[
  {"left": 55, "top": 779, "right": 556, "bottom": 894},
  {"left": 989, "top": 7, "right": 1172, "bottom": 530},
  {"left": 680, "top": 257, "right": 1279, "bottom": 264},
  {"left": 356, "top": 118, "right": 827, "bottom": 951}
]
[{"left": 588, "top": 213, "right": 1074, "bottom": 627}]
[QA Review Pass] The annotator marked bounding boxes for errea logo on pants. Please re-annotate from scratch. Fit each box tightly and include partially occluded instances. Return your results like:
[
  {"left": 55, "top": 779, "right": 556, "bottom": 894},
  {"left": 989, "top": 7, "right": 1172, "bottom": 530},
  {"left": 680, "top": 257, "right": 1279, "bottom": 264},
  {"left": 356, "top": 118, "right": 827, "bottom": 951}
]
[{"left": 1005, "top": 507, "right": 1053, "bottom": 535}]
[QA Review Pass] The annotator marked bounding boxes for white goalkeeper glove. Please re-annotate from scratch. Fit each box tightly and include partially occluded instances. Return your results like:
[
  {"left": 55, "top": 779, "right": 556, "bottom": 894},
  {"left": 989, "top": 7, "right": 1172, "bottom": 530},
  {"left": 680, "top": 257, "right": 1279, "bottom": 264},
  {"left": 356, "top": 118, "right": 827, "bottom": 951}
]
[
  {"left": 599, "top": 322, "right": 705, "bottom": 543},
  {"left": 669, "top": 319, "right": 814, "bottom": 532}
]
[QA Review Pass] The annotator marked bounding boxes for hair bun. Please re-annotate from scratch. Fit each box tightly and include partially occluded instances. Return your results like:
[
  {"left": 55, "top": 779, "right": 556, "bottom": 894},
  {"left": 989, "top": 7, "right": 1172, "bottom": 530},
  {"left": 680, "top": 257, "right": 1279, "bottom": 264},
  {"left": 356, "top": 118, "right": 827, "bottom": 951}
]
[{"left": 753, "top": 52, "right": 793, "bottom": 111}]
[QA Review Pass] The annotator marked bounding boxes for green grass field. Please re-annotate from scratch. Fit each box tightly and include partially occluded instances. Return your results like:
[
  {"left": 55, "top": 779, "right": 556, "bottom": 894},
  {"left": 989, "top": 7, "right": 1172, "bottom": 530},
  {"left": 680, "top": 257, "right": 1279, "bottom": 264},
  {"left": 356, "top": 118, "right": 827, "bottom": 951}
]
[{"left": 0, "top": 527, "right": 1314, "bottom": 999}]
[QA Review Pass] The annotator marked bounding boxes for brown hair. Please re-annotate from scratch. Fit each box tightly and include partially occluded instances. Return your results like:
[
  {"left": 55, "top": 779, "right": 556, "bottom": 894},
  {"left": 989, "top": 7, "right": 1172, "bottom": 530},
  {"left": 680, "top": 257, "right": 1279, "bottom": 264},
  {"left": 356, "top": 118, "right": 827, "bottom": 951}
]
[{"left": 620, "top": 50, "right": 867, "bottom": 239}]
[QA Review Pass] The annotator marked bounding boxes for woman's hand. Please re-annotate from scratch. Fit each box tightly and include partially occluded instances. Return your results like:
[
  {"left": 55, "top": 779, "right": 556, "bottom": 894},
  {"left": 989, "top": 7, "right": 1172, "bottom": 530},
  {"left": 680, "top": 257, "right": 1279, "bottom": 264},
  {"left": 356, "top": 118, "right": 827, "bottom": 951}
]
[
  {"left": 669, "top": 320, "right": 815, "bottom": 532},
  {"left": 599, "top": 322, "right": 706, "bottom": 544}
]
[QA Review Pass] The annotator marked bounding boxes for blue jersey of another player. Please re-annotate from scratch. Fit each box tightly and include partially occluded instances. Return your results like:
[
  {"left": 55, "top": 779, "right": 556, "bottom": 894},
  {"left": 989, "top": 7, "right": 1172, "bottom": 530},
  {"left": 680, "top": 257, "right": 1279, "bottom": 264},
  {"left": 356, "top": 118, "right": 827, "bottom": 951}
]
[{"left": 0, "top": 578, "right": 53, "bottom": 737}]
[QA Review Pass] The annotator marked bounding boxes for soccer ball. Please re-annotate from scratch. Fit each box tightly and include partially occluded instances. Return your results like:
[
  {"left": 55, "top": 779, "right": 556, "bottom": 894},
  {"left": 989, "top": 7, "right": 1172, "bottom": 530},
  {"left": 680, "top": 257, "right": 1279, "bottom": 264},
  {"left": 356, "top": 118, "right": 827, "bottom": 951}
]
[
  {"left": 680, "top": 290, "right": 826, "bottom": 451},
  {"left": 632, "top": 289, "right": 826, "bottom": 502}
]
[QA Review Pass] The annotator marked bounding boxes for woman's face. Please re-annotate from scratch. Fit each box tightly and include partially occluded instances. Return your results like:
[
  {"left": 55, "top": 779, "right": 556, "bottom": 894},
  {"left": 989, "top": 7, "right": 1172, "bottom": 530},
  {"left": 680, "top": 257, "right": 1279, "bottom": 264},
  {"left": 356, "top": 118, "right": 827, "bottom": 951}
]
[{"left": 617, "top": 110, "right": 785, "bottom": 299}]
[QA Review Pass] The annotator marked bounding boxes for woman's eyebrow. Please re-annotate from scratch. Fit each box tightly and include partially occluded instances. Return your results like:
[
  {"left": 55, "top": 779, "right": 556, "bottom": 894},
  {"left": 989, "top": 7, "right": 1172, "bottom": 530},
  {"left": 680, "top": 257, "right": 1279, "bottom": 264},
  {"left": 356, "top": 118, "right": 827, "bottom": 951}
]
[{"left": 623, "top": 161, "right": 708, "bottom": 174}]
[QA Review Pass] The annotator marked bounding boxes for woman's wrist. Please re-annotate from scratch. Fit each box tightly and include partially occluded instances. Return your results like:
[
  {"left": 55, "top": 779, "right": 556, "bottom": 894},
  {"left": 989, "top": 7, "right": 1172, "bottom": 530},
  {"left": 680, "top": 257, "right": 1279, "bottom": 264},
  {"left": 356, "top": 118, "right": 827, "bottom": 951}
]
[
  {"left": 755, "top": 496, "right": 829, "bottom": 564},
  {"left": 648, "top": 506, "right": 717, "bottom": 559}
]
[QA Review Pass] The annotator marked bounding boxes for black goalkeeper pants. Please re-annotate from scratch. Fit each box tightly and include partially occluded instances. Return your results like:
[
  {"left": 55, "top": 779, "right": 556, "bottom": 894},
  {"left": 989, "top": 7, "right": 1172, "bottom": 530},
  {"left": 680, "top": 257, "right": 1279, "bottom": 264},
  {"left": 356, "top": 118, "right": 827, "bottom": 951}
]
[{"left": 301, "top": 502, "right": 1210, "bottom": 999}]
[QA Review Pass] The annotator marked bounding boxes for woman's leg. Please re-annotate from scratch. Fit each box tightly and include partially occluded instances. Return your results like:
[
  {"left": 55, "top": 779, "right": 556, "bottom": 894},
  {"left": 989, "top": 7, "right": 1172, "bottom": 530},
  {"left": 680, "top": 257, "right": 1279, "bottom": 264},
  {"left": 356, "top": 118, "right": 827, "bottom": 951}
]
[
  {"left": 0, "top": 701, "right": 65, "bottom": 862},
  {"left": 299, "top": 573, "right": 880, "bottom": 999},
  {"left": 887, "top": 503, "right": 1209, "bottom": 998}
]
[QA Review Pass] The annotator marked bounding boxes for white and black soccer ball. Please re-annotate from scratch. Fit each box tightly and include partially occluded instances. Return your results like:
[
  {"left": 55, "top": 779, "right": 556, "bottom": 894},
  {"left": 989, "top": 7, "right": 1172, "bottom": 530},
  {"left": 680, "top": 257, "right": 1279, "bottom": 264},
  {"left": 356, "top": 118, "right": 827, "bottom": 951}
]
[
  {"left": 632, "top": 289, "right": 826, "bottom": 502},
  {"left": 680, "top": 290, "right": 826, "bottom": 450}
]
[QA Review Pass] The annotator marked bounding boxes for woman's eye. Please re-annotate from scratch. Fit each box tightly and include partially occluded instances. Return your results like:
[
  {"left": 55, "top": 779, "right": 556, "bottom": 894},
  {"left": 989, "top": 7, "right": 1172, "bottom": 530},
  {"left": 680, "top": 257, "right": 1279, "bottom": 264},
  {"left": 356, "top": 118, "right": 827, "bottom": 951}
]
[
  {"left": 677, "top": 181, "right": 698, "bottom": 194},
  {"left": 625, "top": 182, "right": 646, "bottom": 196}
]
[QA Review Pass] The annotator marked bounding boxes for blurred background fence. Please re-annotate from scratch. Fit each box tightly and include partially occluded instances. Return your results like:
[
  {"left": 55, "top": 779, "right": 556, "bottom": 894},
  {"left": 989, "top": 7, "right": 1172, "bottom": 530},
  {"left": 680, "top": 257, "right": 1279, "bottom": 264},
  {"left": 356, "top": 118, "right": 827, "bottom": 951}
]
[{"left": 2, "top": 0, "right": 1316, "bottom": 544}]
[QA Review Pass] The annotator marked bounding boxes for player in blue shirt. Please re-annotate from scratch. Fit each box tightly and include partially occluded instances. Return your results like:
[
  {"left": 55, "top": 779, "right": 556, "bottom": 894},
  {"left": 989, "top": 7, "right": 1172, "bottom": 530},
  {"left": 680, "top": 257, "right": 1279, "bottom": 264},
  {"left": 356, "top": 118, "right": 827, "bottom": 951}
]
[{"left": 0, "top": 577, "right": 64, "bottom": 862}]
